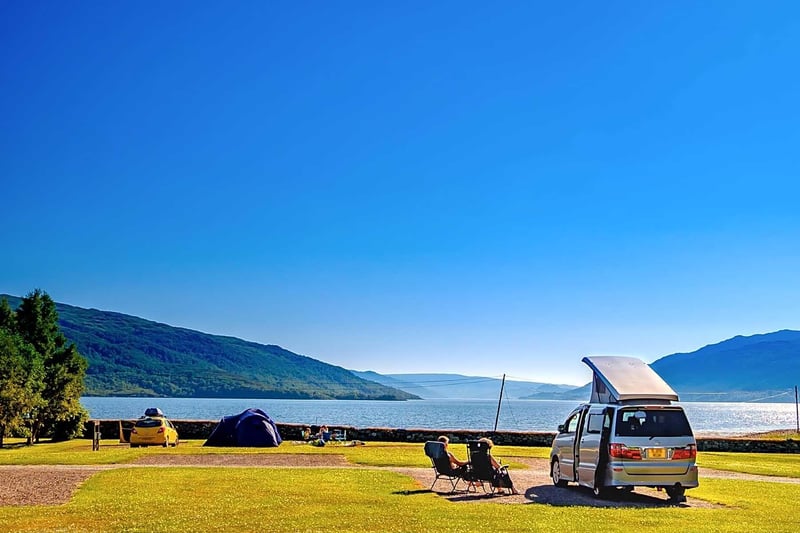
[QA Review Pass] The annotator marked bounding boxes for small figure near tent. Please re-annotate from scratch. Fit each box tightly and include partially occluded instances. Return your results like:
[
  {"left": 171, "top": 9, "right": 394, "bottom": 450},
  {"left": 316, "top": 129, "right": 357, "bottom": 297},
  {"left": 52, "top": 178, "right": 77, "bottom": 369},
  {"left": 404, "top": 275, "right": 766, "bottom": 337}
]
[
  {"left": 318, "top": 425, "right": 331, "bottom": 442},
  {"left": 308, "top": 425, "right": 331, "bottom": 446},
  {"left": 204, "top": 408, "right": 282, "bottom": 447}
]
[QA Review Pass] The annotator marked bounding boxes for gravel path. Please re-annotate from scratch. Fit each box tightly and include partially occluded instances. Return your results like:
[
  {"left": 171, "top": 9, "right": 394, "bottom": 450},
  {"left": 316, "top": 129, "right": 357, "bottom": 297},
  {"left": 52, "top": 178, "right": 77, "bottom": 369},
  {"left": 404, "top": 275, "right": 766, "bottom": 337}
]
[
  {"left": 133, "top": 453, "right": 352, "bottom": 467},
  {"left": 0, "top": 466, "right": 112, "bottom": 506},
  {"left": 2, "top": 454, "right": 796, "bottom": 507},
  {"left": 398, "top": 458, "right": 723, "bottom": 508}
]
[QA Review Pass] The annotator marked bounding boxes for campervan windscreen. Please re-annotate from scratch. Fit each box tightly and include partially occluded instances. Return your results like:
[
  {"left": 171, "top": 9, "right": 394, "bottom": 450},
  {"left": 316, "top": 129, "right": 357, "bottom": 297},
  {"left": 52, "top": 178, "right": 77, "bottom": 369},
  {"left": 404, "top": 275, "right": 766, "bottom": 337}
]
[{"left": 615, "top": 408, "right": 693, "bottom": 437}]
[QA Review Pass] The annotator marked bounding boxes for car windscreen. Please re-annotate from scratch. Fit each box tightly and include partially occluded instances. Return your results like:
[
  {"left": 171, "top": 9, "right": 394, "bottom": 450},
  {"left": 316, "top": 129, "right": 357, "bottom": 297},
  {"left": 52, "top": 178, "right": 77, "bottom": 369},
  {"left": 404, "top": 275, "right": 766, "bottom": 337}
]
[
  {"left": 134, "top": 418, "right": 163, "bottom": 428},
  {"left": 615, "top": 408, "right": 693, "bottom": 437}
]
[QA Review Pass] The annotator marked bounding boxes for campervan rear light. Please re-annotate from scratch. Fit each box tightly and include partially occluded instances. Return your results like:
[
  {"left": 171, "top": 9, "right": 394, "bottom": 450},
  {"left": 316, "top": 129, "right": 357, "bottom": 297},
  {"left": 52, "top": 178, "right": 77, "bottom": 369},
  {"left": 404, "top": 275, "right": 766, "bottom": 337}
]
[
  {"left": 131, "top": 428, "right": 138, "bottom": 434},
  {"left": 609, "top": 443, "right": 642, "bottom": 460},
  {"left": 157, "top": 427, "right": 165, "bottom": 433},
  {"left": 671, "top": 445, "right": 697, "bottom": 460}
]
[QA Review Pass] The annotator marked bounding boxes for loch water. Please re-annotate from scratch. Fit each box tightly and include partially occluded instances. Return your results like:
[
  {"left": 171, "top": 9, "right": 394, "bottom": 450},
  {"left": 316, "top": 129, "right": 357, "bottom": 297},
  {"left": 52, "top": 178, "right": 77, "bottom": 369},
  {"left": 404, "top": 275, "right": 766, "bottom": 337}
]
[{"left": 80, "top": 397, "right": 798, "bottom": 435}]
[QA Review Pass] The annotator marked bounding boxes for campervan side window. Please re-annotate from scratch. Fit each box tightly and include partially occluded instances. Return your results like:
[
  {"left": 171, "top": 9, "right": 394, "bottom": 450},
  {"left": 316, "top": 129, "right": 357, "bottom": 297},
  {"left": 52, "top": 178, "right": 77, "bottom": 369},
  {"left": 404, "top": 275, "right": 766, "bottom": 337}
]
[
  {"left": 586, "top": 414, "right": 604, "bottom": 434},
  {"left": 565, "top": 413, "right": 579, "bottom": 433}
]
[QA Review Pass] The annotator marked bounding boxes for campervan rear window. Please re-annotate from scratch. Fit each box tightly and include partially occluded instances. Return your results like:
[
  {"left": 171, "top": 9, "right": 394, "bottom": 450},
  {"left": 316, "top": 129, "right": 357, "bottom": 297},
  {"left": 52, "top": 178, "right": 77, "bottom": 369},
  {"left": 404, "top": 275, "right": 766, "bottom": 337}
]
[{"left": 614, "top": 408, "right": 692, "bottom": 437}]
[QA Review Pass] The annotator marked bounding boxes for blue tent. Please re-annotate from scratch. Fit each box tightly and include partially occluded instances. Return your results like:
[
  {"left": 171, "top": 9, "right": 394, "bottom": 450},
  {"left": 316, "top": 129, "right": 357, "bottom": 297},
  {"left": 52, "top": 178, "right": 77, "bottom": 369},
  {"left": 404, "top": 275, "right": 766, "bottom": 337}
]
[{"left": 203, "top": 408, "right": 282, "bottom": 447}]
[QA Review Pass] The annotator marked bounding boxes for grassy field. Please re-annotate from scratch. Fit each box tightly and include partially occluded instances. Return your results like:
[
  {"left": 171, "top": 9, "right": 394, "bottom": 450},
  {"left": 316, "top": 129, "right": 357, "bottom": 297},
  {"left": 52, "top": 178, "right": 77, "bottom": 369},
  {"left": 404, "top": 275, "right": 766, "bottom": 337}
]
[
  {"left": 697, "top": 451, "right": 800, "bottom": 478},
  {"left": 0, "top": 438, "right": 549, "bottom": 467},
  {"left": 1, "top": 439, "right": 799, "bottom": 532}
]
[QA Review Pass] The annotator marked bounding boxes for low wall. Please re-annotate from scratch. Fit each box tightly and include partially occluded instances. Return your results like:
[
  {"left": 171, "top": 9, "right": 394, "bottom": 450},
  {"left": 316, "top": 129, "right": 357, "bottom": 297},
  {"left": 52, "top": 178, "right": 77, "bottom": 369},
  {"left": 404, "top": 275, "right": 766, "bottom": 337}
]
[
  {"left": 697, "top": 438, "right": 800, "bottom": 453},
  {"left": 85, "top": 420, "right": 799, "bottom": 452}
]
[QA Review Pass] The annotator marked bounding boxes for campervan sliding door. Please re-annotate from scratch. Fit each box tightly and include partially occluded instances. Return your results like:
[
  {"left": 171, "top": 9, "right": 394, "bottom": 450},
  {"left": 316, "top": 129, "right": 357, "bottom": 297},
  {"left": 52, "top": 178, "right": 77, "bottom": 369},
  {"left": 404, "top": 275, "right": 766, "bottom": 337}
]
[
  {"left": 576, "top": 407, "right": 605, "bottom": 487},
  {"left": 554, "top": 407, "right": 585, "bottom": 481}
]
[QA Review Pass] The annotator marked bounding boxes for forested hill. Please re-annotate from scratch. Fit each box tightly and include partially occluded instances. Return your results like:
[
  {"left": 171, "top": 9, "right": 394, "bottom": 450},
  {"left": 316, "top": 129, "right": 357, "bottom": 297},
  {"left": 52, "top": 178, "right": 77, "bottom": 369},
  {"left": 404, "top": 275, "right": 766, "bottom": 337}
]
[{"left": 1, "top": 295, "right": 417, "bottom": 400}]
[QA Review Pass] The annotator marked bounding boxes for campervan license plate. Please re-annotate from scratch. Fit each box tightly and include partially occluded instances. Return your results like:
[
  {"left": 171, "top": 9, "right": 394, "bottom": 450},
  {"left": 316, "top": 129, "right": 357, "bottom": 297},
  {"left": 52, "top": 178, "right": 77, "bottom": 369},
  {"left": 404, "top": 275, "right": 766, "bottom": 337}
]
[{"left": 646, "top": 448, "right": 666, "bottom": 459}]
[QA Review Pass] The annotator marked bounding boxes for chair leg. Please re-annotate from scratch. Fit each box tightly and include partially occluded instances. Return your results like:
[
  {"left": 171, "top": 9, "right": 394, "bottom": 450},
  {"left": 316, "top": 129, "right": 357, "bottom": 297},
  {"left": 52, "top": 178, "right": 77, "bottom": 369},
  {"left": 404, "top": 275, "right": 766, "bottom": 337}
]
[{"left": 431, "top": 473, "right": 469, "bottom": 494}]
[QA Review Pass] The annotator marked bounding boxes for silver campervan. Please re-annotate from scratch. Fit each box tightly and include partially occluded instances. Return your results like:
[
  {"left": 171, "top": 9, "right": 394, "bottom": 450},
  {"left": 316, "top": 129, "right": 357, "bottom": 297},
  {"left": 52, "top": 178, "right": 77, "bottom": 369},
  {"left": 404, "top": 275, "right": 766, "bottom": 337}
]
[{"left": 549, "top": 356, "right": 698, "bottom": 502}]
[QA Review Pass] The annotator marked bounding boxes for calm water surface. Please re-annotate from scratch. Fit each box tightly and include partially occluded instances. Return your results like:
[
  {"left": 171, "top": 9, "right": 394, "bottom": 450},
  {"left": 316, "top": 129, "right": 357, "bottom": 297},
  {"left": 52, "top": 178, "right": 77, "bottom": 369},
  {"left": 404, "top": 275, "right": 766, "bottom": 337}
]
[{"left": 80, "top": 397, "right": 798, "bottom": 435}]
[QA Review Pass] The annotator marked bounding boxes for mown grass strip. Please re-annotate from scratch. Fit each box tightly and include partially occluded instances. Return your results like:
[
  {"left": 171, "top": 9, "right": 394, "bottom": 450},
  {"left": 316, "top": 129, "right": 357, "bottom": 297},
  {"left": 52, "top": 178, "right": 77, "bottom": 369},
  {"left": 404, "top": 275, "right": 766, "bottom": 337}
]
[
  {"left": 697, "top": 451, "right": 800, "bottom": 478},
  {"left": 0, "top": 439, "right": 549, "bottom": 467},
  {"left": 1, "top": 468, "right": 799, "bottom": 532}
]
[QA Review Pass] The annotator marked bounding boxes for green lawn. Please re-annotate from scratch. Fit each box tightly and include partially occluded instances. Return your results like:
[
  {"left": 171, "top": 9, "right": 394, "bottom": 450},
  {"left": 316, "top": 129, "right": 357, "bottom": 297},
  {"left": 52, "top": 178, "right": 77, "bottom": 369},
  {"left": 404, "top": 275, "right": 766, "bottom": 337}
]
[
  {"left": 1, "top": 440, "right": 800, "bottom": 532},
  {"left": 0, "top": 438, "right": 548, "bottom": 468},
  {"left": 2, "top": 468, "right": 799, "bottom": 532},
  {"left": 697, "top": 451, "right": 800, "bottom": 478}
]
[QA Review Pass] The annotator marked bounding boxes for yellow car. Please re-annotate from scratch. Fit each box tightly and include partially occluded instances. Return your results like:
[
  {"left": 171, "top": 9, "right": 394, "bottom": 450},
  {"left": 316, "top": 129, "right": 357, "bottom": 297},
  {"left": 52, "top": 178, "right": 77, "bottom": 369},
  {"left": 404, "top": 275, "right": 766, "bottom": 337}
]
[{"left": 130, "top": 416, "right": 179, "bottom": 448}]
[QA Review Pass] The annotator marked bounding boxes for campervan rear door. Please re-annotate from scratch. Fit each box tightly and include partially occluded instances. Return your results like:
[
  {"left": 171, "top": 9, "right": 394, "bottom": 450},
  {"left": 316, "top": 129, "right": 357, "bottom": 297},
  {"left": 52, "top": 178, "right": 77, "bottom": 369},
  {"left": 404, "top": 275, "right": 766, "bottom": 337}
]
[{"left": 576, "top": 406, "right": 606, "bottom": 487}]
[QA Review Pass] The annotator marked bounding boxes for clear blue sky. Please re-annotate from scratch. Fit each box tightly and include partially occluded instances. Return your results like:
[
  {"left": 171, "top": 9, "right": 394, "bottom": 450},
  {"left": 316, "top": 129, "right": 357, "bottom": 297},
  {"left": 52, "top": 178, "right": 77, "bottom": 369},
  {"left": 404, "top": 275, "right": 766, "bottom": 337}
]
[{"left": 2, "top": 1, "right": 799, "bottom": 385}]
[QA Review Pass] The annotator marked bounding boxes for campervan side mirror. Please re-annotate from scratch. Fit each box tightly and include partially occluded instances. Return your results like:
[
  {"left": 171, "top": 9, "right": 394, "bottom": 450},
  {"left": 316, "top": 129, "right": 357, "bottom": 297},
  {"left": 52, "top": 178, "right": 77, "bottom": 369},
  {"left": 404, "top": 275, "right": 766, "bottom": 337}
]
[{"left": 557, "top": 424, "right": 566, "bottom": 433}]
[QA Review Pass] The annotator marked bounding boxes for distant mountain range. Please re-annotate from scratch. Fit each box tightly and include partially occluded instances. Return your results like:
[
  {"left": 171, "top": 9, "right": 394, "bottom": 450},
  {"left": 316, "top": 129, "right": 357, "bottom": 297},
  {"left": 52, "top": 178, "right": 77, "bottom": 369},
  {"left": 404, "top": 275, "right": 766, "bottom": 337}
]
[
  {"left": 350, "top": 371, "right": 575, "bottom": 400},
  {"left": 651, "top": 330, "right": 800, "bottom": 402},
  {"left": 356, "top": 330, "right": 800, "bottom": 403},
  {"left": 1, "top": 295, "right": 416, "bottom": 400}
]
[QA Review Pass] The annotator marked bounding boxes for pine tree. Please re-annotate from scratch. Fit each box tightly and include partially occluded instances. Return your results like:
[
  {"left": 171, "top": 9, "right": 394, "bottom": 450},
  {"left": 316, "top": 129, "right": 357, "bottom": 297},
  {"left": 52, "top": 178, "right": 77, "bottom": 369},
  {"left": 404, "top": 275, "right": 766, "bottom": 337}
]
[
  {"left": 0, "top": 297, "right": 16, "bottom": 332},
  {"left": 14, "top": 290, "right": 88, "bottom": 442},
  {"left": 45, "top": 343, "right": 89, "bottom": 441}
]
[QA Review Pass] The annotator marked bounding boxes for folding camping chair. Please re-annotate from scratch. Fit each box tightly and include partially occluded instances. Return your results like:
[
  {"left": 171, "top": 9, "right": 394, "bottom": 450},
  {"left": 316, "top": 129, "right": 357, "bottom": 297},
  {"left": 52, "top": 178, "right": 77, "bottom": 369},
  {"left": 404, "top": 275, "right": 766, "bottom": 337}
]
[
  {"left": 466, "top": 440, "right": 509, "bottom": 495},
  {"left": 423, "top": 441, "right": 470, "bottom": 493}
]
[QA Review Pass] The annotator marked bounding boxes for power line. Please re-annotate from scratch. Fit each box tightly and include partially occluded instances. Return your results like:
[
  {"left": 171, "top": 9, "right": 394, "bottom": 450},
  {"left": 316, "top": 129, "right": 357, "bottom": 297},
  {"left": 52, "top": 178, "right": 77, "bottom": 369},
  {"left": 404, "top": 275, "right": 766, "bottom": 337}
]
[
  {"left": 384, "top": 376, "right": 501, "bottom": 385},
  {"left": 744, "top": 390, "right": 793, "bottom": 403}
]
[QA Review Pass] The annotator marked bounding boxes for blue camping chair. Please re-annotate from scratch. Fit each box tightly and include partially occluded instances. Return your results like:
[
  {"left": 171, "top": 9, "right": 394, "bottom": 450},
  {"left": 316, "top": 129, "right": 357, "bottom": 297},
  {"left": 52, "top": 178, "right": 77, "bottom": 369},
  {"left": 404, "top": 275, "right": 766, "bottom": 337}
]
[{"left": 423, "top": 441, "right": 470, "bottom": 493}]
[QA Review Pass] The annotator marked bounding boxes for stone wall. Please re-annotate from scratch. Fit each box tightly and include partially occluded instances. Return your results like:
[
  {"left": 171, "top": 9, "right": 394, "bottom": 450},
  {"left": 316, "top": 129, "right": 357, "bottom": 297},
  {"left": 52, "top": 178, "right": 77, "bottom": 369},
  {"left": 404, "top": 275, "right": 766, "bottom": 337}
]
[
  {"left": 86, "top": 419, "right": 798, "bottom": 452},
  {"left": 696, "top": 438, "right": 800, "bottom": 453}
]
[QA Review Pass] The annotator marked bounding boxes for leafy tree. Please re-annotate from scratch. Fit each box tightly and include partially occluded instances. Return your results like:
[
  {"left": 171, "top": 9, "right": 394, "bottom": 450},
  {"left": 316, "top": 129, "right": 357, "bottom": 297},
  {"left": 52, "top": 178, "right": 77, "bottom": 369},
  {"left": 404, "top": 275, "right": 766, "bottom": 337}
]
[
  {"left": 0, "top": 329, "right": 44, "bottom": 447},
  {"left": 14, "top": 290, "right": 88, "bottom": 442}
]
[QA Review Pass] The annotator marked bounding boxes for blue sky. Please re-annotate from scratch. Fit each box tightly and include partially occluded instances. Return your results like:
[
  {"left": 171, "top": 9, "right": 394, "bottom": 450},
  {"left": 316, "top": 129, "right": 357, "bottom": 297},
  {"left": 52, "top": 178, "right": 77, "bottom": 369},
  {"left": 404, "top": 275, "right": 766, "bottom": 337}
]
[{"left": 2, "top": 1, "right": 799, "bottom": 385}]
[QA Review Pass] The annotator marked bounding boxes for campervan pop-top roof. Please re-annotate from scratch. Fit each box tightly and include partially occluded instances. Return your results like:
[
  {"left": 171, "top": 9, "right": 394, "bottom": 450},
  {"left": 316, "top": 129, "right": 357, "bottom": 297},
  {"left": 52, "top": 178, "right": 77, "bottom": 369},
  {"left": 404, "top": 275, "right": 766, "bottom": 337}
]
[{"left": 582, "top": 355, "right": 679, "bottom": 404}]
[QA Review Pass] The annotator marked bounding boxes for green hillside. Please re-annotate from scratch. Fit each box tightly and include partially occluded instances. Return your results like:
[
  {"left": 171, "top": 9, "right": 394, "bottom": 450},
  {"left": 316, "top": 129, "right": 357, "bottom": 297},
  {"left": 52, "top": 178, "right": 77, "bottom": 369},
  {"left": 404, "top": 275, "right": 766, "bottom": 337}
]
[{"left": 1, "top": 295, "right": 417, "bottom": 400}]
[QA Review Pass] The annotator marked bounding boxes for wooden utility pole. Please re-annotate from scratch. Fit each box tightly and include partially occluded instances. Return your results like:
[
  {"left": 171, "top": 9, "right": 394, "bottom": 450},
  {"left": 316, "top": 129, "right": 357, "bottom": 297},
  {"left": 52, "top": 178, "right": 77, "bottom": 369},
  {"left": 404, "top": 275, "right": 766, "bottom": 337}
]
[
  {"left": 795, "top": 385, "right": 799, "bottom": 434},
  {"left": 493, "top": 374, "right": 506, "bottom": 434}
]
